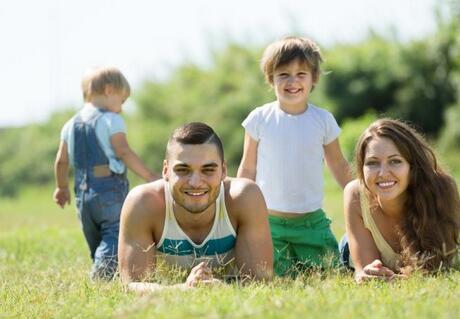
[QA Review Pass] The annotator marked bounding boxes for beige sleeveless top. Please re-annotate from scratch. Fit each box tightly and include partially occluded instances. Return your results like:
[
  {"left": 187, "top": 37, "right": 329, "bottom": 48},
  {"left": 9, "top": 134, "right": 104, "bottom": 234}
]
[{"left": 360, "top": 190, "right": 401, "bottom": 271}]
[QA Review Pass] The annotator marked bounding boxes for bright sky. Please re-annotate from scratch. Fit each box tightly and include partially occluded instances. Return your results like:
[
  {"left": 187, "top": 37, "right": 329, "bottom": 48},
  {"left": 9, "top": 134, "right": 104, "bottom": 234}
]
[{"left": 0, "top": 0, "right": 438, "bottom": 127}]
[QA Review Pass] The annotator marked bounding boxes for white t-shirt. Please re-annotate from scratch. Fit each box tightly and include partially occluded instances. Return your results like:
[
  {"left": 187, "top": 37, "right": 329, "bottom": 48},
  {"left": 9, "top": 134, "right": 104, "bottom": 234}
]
[
  {"left": 242, "top": 101, "right": 340, "bottom": 213},
  {"left": 60, "top": 104, "right": 127, "bottom": 174}
]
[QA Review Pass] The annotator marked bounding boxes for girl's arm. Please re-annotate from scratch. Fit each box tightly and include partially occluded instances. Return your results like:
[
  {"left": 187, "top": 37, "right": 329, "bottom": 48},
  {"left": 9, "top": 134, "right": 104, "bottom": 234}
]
[
  {"left": 237, "top": 132, "right": 258, "bottom": 181},
  {"left": 323, "top": 138, "right": 352, "bottom": 188}
]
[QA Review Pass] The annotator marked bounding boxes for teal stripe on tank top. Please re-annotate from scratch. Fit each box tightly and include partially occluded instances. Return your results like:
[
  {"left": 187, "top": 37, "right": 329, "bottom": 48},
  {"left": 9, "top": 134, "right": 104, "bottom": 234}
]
[{"left": 158, "top": 235, "right": 236, "bottom": 257}]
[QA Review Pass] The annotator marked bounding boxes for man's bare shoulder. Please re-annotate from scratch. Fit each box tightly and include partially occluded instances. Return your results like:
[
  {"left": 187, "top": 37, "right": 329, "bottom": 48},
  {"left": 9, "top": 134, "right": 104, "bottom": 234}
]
[
  {"left": 122, "top": 179, "right": 166, "bottom": 221},
  {"left": 223, "top": 177, "right": 266, "bottom": 219},
  {"left": 224, "top": 177, "right": 262, "bottom": 202}
]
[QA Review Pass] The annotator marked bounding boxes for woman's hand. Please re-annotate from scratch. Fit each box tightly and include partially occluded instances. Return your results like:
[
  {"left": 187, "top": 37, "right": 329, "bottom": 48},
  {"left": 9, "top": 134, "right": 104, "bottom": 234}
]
[{"left": 355, "top": 259, "right": 396, "bottom": 283}]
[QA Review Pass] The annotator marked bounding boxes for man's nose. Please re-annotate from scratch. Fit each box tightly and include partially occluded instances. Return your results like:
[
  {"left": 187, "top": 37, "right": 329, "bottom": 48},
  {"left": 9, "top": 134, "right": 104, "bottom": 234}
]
[{"left": 188, "top": 171, "right": 202, "bottom": 187}]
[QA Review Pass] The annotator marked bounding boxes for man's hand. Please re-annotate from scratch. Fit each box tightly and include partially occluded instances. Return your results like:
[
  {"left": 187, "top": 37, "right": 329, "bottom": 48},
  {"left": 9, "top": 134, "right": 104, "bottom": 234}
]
[
  {"left": 355, "top": 259, "right": 395, "bottom": 283},
  {"left": 185, "top": 262, "right": 222, "bottom": 287},
  {"left": 53, "top": 187, "right": 71, "bottom": 208}
]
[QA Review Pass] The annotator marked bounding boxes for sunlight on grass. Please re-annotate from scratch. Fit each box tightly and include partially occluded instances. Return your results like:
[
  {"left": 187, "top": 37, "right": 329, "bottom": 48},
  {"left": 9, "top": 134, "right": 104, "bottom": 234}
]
[{"left": 1, "top": 160, "right": 460, "bottom": 318}]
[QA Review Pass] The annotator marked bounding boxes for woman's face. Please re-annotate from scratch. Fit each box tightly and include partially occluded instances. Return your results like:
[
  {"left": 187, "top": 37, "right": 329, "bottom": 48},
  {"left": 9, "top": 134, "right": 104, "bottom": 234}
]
[{"left": 363, "top": 136, "right": 410, "bottom": 203}]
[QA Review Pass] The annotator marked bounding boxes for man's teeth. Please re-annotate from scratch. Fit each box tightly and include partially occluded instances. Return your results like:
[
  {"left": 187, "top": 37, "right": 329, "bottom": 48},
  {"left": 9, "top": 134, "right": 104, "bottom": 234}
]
[
  {"left": 186, "top": 191, "right": 206, "bottom": 196},
  {"left": 378, "top": 181, "right": 396, "bottom": 187}
]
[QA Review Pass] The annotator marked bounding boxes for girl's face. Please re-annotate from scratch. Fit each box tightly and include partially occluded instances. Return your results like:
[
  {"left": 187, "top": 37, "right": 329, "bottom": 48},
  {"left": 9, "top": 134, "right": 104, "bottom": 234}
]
[
  {"left": 272, "top": 58, "right": 317, "bottom": 113},
  {"left": 363, "top": 136, "right": 410, "bottom": 204}
]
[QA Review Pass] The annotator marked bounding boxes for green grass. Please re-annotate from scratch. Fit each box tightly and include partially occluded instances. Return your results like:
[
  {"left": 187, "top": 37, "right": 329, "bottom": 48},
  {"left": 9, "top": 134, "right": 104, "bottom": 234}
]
[{"left": 1, "top": 162, "right": 460, "bottom": 318}]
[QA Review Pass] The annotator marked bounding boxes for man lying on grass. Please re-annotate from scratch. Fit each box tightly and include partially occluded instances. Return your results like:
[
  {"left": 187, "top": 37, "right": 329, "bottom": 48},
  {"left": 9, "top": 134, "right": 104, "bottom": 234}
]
[{"left": 118, "top": 122, "right": 273, "bottom": 292}]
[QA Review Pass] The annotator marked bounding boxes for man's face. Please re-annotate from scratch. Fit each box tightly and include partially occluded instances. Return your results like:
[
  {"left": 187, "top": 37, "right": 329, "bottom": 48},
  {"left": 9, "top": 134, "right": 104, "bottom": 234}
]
[{"left": 163, "top": 142, "right": 226, "bottom": 214}]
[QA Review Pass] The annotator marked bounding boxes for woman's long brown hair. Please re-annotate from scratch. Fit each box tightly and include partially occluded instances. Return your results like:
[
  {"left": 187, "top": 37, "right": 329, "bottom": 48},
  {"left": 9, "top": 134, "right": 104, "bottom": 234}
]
[{"left": 355, "top": 118, "right": 460, "bottom": 272}]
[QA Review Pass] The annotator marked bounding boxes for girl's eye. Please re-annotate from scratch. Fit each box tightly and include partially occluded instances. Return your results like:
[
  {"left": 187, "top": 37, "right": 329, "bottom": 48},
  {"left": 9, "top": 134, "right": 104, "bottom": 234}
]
[{"left": 389, "top": 159, "right": 402, "bottom": 165}]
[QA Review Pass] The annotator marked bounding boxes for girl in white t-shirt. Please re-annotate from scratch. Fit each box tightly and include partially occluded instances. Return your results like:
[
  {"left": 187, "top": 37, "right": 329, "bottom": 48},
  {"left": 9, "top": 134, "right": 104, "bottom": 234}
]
[{"left": 237, "top": 36, "right": 352, "bottom": 277}]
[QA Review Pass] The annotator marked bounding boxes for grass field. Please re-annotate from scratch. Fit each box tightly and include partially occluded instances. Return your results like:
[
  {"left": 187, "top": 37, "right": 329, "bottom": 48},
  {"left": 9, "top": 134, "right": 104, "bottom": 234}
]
[{"left": 1, "top": 162, "right": 460, "bottom": 318}]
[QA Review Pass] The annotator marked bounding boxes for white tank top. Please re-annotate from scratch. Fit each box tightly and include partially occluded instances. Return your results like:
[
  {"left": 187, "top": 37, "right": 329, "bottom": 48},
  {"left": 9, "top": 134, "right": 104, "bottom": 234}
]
[{"left": 156, "top": 182, "right": 237, "bottom": 269}]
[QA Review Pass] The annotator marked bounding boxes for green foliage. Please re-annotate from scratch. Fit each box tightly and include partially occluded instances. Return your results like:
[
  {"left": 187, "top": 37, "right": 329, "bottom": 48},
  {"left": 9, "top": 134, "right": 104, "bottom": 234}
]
[
  {"left": 339, "top": 112, "right": 377, "bottom": 162},
  {"left": 323, "top": 36, "right": 402, "bottom": 122},
  {"left": 439, "top": 102, "right": 460, "bottom": 151},
  {"left": 392, "top": 25, "right": 458, "bottom": 135},
  {"left": 0, "top": 110, "right": 75, "bottom": 197},
  {"left": 133, "top": 44, "right": 273, "bottom": 175},
  {"left": 1, "top": 1, "right": 459, "bottom": 195},
  {"left": 323, "top": 23, "right": 460, "bottom": 136}
]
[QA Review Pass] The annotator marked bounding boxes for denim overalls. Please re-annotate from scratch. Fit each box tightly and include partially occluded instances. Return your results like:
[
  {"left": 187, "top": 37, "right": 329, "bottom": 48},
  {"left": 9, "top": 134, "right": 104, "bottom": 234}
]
[{"left": 73, "top": 109, "right": 129, "bottom": 280}]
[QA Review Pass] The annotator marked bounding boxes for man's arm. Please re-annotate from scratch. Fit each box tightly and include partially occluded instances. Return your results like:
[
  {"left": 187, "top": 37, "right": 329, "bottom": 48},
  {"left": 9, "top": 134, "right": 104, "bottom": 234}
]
[
  {"left": 119, "top": 183, "right": 218, "bottom": 293},
  {"left": 230, "top": 179, "right": 273, "bottom": 280},
  {"left": 126, "top": 262, "right": 218, "bottom": 293},
  {"left": 111, "top": 132, "right": 160, "bottom": 182},
  {"left": 237, "top": 133, "right": 258, "bottom": 181},
  {"left": 323, "top": 138, "right": 352, "bottom": 189},
  {"left": 118, "top": 186, "right": 158, "bottom": 284},
  {"left": 53, "top": 141, "right": 71, "bottom": 208}
]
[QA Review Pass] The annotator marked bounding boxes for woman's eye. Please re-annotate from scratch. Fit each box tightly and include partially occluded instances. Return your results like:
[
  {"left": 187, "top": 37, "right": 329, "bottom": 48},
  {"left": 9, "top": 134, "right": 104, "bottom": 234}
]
[{"left": 365, "top": 161, "right": 378, "bottom": 167}]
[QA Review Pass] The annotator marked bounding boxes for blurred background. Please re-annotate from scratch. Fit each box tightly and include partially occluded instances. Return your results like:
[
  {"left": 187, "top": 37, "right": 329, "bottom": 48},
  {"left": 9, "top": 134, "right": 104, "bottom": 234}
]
[{"left": 1, "top": 0, "right": 459, "bottom": 198}]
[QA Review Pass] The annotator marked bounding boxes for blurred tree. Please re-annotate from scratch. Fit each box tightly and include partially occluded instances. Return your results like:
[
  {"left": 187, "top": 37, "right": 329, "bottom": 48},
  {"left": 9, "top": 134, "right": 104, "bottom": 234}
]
[
  {"left": 323, "top": 0, "right": 460, "bottom": 136},
  {"left": 0, "top": 110, "right": 74, "bottom": 196},
  {"left": 1, "top": 1, "right": 459, "bottom": 197},
  {"left": 133, "top": 44, "right": 273, "bottom": 175},
  {"left": 391, "top": 19, "right": 459, "bottom": 135},
  {"left": 323, "top": 35, "right": 402, "bottom": 122}
]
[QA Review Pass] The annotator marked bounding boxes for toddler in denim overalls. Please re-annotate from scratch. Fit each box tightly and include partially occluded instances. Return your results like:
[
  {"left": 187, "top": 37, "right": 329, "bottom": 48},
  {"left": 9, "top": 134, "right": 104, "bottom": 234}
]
[{"left": 53, "top": 67, "right": 158, "bottom": 280}]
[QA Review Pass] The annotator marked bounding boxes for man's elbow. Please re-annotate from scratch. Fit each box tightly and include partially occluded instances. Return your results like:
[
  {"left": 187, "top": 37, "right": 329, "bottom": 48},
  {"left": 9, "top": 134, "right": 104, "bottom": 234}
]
[{"left": 118, "top": 257, "right": 132, "bottom": 284}]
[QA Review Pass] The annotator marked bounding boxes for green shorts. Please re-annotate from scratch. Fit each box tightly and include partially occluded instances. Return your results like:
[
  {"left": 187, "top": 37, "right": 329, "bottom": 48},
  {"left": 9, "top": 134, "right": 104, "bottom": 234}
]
[{"left": 269, "top": 209, "right": 339, "bottom": 277}]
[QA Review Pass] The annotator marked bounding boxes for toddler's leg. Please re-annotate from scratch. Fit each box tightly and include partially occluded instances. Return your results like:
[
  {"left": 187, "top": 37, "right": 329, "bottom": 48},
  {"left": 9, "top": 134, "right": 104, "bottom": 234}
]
[
  {"left": 90, "top": 190, "right": 125, "bottom": 280},
  {"left": 76, "top": 192, "right": 101, "bottom": 261}
]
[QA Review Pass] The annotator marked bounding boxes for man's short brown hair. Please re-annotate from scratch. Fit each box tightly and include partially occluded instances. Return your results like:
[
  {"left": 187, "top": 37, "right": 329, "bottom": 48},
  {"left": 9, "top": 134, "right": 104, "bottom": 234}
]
[{"left": 166, "top": 122, "right": 224, "bottom": 162}]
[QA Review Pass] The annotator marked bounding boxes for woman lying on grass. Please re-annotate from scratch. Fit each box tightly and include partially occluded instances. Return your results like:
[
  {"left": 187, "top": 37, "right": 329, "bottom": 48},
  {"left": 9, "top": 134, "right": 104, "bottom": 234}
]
[{"left": 341, "top": 118, "right": 460, "bottom": 283}]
